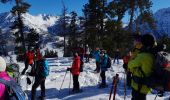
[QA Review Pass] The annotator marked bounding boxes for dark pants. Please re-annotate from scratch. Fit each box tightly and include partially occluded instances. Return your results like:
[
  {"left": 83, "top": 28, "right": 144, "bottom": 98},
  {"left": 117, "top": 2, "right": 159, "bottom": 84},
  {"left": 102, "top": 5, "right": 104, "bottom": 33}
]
[
  {"left": 85, "top": 54, "right": 89, "bottom": 62},
  {"left": 100, "top": 71, "right": 106, "bottom": 85},
  {"left": 31, "top": 77, "right": 46, "bottom": 100},
  {"left": 127, "top": 71, "right": 132, "bottom": 87},
  {"left": 22, "top": 60, "right": 33, "bottom": 75},
  {"left": 131, "top": 88, "right": 146, "bottom": 100},
  {"left": 95, "top": 61, "right": 100, "bottom": 72},
  {"left": 113, "top": 56, "right": 119, "bottom": 64},
  {"left": 73, "top": 75, "right": 80, "bottom": 91}
]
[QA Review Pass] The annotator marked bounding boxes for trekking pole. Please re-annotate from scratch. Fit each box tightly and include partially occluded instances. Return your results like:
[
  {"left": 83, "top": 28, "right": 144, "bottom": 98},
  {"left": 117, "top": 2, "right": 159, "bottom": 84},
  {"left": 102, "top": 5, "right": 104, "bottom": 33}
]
[
  {"left": 59, "top": 70, "right": 68, "bottom": 92},
  {"left": 68, "top": 72, "right": 72, "bottom": 94},
  {"left": 109, "top": 74, "right": 119, "bottom": 100},
  {"left": 124, "top": 72, "right": 126, "bottom": 100},
  {"left": 113, "top": 74, "right": 119, "bottom": 100},
  {"left": 154, "top": 93, "right": 158, "bottom": 100}
]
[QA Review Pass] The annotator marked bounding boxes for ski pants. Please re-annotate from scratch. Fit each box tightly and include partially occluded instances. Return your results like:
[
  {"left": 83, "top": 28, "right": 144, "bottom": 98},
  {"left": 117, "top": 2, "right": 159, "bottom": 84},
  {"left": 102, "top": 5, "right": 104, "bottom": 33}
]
[
  {"left": 131, "top": 88, "right": 146, "bottom": 100},
  {"left": 95, "top": 61, "right": 100, "bottom": 72},
  {"left": 100, "top": 71, "right": 106, "bottom": 85},
  {"left": 73, "top": 75, "right": 80, "bottom": 91},
  {"left": 22, "top": 60, "right": 33, "bottom": 75},
  {"left": 31, "top": 77, "right": 46, "bottom": 100}
]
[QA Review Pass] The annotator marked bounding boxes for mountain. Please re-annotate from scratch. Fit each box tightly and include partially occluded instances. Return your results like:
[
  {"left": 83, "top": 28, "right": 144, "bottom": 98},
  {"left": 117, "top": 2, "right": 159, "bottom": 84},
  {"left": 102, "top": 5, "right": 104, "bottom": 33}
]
[
  {"left": 154, "top": 7, "right": 170, "bottom": 35},
  {"left": 0, "top": 12, "right": 60, "bottom": 35},
  {"left": 132, "top": 7, "right": 170, "bottom": 36}
]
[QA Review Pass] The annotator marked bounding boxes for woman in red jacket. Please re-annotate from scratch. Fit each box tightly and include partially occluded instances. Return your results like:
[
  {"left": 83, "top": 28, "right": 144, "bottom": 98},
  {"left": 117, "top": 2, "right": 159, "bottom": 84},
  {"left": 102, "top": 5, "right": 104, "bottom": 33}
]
[
  {"left": 67, "top": 53, "right": 81, "bottom": 92},
  {"left": 21, "top": 48, "right": 34, "bottom": 75}
]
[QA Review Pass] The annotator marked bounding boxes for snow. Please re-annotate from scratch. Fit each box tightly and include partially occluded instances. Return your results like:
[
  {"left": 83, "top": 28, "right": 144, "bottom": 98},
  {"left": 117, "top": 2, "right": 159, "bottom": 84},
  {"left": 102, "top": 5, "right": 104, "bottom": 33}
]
[{"left": 4, "top": 54, "right": 170, "bottom": 100}]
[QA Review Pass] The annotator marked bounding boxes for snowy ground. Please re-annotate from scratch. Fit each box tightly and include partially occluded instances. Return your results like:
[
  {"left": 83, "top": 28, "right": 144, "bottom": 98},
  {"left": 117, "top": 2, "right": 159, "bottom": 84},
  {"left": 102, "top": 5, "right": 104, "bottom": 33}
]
[
  {"left": 4, "top": 41, "right": 170, "bottom": 100},
  {"left": 15, "top": 57, "right": 169, "bottom": 100}
]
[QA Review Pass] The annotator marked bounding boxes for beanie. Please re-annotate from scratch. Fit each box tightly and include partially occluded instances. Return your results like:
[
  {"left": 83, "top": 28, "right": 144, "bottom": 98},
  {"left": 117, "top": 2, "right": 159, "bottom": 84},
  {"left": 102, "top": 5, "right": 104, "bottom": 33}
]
[
  {"left": 141, "top": 34, "right": 155, "bottom": 48},
  {"left": 0, "top": 56, "right": 6, "bottom": 72}
]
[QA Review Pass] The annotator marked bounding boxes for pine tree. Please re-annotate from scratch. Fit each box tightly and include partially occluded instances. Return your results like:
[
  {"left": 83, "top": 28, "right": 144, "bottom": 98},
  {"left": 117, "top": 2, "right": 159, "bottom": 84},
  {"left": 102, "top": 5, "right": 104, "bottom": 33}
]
[
  {"left": 26, "top": 28, "right": 39, "bottom": 48},
  {"left": 60, "top": 0, "right": 69, "bottom": 57},
  {"left": 0, "top": 28, "right": 7, "bottom": 56},
  {"left": 10, "top": 0, "right": 30, "bottom": 61},
  {"left": 68, "top": 11, "right": 78, "bottom": 48},
  {"left": 127, "top": 0, "right": 155, "bottom": 33}
]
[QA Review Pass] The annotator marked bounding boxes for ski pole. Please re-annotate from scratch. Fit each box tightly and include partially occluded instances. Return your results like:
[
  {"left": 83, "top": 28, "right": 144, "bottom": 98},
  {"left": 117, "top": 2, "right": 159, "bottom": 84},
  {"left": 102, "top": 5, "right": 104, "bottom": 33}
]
[
  {"left": 109, "top": 75, "right": 116, "bottom": 100},
  {"left": 124, "top": 72, "right": 126, "bottom": 100},
  {"left": 59, "top": 70, "right": 68, "bottom": 92},
  {"left": 113, "top": 74, "right": 119, "bottom": 100},
  {"left": 109, "top": 74, "right": 119, "bottom": 100},
  {"left": 69, "top": 72, "right": 72, "bottom": 94}
]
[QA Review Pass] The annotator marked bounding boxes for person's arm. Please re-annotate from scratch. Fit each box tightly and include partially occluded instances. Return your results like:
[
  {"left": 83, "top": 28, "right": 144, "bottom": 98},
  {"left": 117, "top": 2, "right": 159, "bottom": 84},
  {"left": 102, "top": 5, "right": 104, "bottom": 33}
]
[{"left": 128, "top": 54, "right": 142, "bottom": 72}]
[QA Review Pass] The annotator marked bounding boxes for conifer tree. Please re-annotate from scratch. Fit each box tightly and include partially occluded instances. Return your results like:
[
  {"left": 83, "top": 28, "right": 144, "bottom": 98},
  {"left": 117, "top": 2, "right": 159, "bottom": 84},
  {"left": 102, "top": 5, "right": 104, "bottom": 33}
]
[{"left": 10, "top": 0, "right": 30, "bottom": 61}]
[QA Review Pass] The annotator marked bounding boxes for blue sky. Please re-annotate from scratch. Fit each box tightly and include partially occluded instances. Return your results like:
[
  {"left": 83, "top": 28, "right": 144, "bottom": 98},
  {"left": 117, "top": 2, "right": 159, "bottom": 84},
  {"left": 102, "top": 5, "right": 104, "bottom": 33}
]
[{"left": 0, "top": 0, "right": 170, "bottom": 16}]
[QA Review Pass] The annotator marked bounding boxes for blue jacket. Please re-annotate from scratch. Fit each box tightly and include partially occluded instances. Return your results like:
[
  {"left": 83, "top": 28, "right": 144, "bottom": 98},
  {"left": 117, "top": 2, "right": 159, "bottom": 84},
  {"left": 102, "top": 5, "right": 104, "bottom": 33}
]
[
  {"left": 100, "top": 54, "right": 108, "bottom": 71},
  {"left": 93, "top": 50, "right": 100, "bottom": 62}
]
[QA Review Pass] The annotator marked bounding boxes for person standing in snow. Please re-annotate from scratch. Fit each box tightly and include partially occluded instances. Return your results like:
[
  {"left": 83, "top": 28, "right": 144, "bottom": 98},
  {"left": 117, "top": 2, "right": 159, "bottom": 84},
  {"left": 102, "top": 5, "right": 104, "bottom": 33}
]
[
  {"left": 0, "top": 56, "right": 14, "bottom": 100},
  {"left": 93, "top": 47, "right": 100, "bottom": 73},
  {"left": 31, "top": 56, "right": 49, "bottom": 100},
  {"left": 85, "top": 44, "right": 90, "bottom": 63},
  {"left": 67, "top": 52, "right": 81, "bottom": 92},
  {"left": 21, "top": 47, "right": 34, "bottom": 75},
  {"left": 128, "top": 34, "right": 155, "bottom": 100},
  {"left": 99, "top": 50, "right": 109, "bottom": 88},
  {"left": 113, "top": 49, "right": 120, "bottom": 64}
]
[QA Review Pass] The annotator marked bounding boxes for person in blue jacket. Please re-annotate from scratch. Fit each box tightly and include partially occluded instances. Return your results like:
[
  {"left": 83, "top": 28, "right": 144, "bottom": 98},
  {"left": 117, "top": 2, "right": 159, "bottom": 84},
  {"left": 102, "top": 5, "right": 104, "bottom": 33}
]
[
  {"left": 93, "top": 47, "right": 101, "bottom": 73},
  {"left": 99, "top": 50, "right": 109, "bottom": 88}
]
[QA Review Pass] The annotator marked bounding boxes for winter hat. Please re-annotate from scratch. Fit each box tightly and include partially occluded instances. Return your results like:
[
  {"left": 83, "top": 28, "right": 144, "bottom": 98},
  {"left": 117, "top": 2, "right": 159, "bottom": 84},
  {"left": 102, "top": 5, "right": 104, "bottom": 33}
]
[
  {"left": 141, "top": 34, "right": 155, "bottom": 48},
  {"left": 0, "top": 56, "right": 6, "bottom": 72}
]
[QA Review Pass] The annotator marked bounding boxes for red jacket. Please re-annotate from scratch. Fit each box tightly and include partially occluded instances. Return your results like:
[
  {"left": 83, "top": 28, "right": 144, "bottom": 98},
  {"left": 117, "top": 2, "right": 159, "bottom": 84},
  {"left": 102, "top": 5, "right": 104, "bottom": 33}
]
[
  {"left": 26, "top": 51, "right": 34, "bottom": 64},
  {"left": 123, "top": 55, "right": 131, "bottom": 64},
  {"left": 71, "top": 56, "right": 80, "bottom": 75},
  {"left": 36, "top": 49, "right": 43, "bottom": 61}
]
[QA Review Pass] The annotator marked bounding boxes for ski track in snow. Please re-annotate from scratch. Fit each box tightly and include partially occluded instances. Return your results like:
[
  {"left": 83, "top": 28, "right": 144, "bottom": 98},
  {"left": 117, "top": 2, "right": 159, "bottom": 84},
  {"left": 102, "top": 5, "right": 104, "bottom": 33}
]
[{"left": 5, "top": 54, "right": 170, "bottom": 100}]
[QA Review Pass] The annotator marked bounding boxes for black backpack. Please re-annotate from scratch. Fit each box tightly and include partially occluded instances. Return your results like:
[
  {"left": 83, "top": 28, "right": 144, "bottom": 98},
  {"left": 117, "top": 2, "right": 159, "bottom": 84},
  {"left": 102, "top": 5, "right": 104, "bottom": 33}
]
[
  {"left": 133, "top": 51, "right": 170, "bottom": 91},
  {"left": 80, "top": 59, "right": 84, "bottom": 72},
  {"left": 106, "top": 57, "right": 112, "bottom": 68},
  {"left": 0, "top": 78, "right": 28, "bottom": 100}
]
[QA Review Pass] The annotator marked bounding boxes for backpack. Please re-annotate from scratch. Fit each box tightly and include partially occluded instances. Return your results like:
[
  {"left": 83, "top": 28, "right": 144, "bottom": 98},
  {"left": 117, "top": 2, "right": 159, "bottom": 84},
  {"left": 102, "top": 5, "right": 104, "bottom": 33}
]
[
  {"left": 106, "top": 57, "right": 112, "bottom": 68},
  {"left": 80, "top": 59, "right": 84, "bottom": 72},
  {"left": 6, "top": 63, "right": 20, "bottom": 84},
  {"left": 0, "top": 78, "right": 28, "bottom": 100},
  {"left": 38, "top": 59, "right": 49, "bottom": 77},
  {"left": 133, "top": 51, "right": 170, "bottom": 91}
]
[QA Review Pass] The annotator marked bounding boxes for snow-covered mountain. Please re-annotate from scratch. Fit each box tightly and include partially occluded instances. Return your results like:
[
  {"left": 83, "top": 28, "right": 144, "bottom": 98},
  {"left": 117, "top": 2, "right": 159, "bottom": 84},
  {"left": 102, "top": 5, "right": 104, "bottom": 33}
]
[
  {"left": 154, "top": 7, "right": 170, "bottom": 35},
  {"left": 0, "top": 12, "right": 60, "bottom": 35}
]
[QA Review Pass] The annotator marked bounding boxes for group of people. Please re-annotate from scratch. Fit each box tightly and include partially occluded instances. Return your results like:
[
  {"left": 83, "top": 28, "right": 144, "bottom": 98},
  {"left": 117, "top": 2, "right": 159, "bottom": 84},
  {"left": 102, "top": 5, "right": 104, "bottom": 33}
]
[
  {"left": 22, "top": 46, "right": 49, "bottom": 100},
  {"left": 0, "top": 33, "right": 163, "bottom": 100}
]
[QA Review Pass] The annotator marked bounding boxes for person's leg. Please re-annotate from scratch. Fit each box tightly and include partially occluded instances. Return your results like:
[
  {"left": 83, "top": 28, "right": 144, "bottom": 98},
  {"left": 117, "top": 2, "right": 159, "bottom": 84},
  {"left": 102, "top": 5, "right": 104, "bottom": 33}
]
[
  {"left": 75, "top": 75, "right": 79, "bottom": 90},
  {"left": 96, "top": 62, "right": 100, "bottom": 72},
  {"left": 21, "top": 60, "right": 29, "bottom": 75},
  {"left": 31, "top": 77, "right": 41, "bottom": 100},
  {"left": 40, "top": 78, "right": 46, "bottom": 98},
  {"left": 73, "top": 75, "right": 76, "bottom": 91},
  {"left": 131, "top": 88, "right": 146, "bottom": 100},
  {"left": 100, "top": 71, "right": 106, "bottom": 85}
]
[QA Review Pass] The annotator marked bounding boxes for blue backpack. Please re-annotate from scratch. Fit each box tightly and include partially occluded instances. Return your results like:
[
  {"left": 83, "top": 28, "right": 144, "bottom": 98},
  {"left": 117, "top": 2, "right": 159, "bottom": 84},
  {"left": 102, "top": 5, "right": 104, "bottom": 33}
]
[
  {"left": 39, "top": 59, "right": 49, "bottom": 77},
  {"left": 0, "top": 78, "right": 28, "bottom": 100}
]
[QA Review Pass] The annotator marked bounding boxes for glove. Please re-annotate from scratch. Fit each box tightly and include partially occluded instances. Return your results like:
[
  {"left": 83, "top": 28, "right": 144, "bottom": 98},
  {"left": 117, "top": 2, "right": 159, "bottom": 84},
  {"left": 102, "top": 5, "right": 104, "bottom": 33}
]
[{"left": 67, "top": 68, "right": 71, "bottom": 71}]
